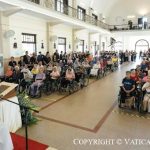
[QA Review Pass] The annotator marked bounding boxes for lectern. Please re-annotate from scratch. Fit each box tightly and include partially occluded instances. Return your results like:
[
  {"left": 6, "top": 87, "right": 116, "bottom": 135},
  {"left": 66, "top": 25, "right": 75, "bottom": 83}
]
[
  {"left": 0, "top": 82, "right": 22, "bottom": 132},
  {"left": 0, "top": 81, "right": 18, "bottom": 99}
]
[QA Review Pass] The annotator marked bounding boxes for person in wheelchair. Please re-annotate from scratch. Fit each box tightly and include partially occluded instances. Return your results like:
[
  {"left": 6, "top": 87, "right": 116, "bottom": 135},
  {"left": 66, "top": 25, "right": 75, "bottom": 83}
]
[
  {"left": 112, "top": 55, "right": 118, "bottom": 69},
  {"left": 2, "top": 66, "right": 13, "bottom": 82},
  {"left": 121, "top": 71, "right": 136, "bottom": 108},
  {"left": 50, "top": 66, "right": 60, "bottom": 91},
  {"left": 82, "top": 59, "right": 91, "bottom": 75},
  {"left": 31, "top": 64, "right": 39, "bottom": 79},
  {"left": 107, "top": 57, "right": 113, "bottom": 71},
  {"left": 64, "top": 67, "right": 75, "bottom": 87},
  {"left": 90, "top": 61, "right": 100, "bottom": 77},
  {"left": 142, "top": 76, "right": 150, "bottom": 112},
  {"left": 30, "top": 67, "right": 46, "bottom": 97},
  {"left": 18, "top": 65, "right": 33, "bottom": 92},
  {"left": 12, "top": 66, "right": 22, "bottom": 84}
]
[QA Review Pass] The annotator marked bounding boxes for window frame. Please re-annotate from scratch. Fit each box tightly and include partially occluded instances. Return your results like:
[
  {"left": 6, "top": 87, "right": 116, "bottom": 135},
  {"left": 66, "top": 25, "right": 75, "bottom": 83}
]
[
  {"left": 77, "top": 6, "right": 86, "bottom": 21},
  {"left": 58, "top": 37, "right": 67, "bottom": 53},
  {"left": 22, "top": 33, "right": 37, "bottom": 53}
]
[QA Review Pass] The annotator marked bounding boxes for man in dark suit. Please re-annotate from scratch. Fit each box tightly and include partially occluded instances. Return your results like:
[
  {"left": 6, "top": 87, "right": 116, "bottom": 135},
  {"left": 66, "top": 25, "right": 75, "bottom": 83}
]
[
  {"left": 8, "top": 56, "right": 17, "bottom": 68},
  {"left": 23, "top": 51, "right": 30, "bottom": 64},
  {"left": 53, "top": 50, "right": 59, "bottom": 62}
]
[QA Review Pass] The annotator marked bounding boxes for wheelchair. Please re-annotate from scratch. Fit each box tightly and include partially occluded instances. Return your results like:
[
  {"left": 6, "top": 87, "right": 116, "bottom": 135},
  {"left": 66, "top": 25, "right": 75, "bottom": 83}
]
[
  {"left": 97, "top": 69, "right": 104, "bottom": 79},
  {"left": 111, "top": 62, "right": 119, "bottom": 72},
  {"left": 118, "top": 84, "right": 144, "bottom": 112},
  {"left": 18, "top": 79, "right": 33, "bottom": 94},
  {"left": 118, "top": 86, "right": 137, "bottom": 109},
  {"left": 79, "top": 72, "right": 89, "bottom": 88},
  {"left": 58, "top": 77, "right": 78, "bottom": 94}
]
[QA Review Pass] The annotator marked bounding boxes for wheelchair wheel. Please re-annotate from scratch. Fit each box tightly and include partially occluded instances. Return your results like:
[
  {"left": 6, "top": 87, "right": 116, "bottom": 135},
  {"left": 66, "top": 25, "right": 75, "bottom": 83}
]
[
  {"left": 36, "top": 87, "right": 42, "bottom": 98},
  {"left": 73, "top": 81, "right": 79, "bottom": 92},
  {"left": 118, "top": 94, "right": 122, "bottom": 108},
  {"left": 83, "top": 75, "right": 89, "bottom": 87},
  {"left": 96, "top": 70, "right": 101, "bottom": 79}
]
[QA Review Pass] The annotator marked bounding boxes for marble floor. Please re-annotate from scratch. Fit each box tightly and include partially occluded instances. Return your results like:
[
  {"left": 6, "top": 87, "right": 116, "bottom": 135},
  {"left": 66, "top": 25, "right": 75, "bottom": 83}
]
[{"left": 17, "top": 61, "right": 150, "bottom": 150}]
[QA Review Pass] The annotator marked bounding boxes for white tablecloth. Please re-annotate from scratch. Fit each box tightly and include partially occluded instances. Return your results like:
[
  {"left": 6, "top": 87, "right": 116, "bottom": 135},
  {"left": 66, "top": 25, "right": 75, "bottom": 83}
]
[
  {"left": 0, "top": 123, "right": 13, "bottom": 150},
  {"left": 0, "top": 96, "right": 22, "bottom": 132}
]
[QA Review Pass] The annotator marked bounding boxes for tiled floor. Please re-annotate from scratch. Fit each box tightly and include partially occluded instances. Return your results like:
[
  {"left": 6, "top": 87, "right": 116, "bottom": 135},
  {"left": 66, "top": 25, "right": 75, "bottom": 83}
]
[{"left": 17, "top": 62, "right": 150, "bottom": 150}]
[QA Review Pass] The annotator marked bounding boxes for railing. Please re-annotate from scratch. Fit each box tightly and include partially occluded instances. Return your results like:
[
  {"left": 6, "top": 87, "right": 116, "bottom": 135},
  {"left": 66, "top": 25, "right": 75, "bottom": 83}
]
[
  {"left": 27, "top": 0, "right": 150, "bottom": 32},
  {"left": 27, "top": 0, "right": 109, "bottom": 30},
  {"left": 109, "top": 23, "right": 150, "bottom": 31}
]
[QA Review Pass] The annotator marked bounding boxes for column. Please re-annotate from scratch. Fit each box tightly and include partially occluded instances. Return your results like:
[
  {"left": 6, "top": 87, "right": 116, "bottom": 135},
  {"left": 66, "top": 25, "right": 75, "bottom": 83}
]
[
  {"left": 99, "top": 34, "right": 102, "bottom": 53},
  {"left": 88, "top": 32, "right": 91, "bottom": 52},
  {"left": 0, "top": 12, "right": 10, "bottom": 75},
  {"left": 72, "top": 29, "right": 76, "bottom": 52}
]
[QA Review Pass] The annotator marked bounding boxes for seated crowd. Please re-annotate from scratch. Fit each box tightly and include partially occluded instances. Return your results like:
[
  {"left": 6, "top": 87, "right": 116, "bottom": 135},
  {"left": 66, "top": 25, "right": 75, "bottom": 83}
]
[
  {"left": 121, "top": 56, "right": 150, "bottom": 113},
  {"left": 3, "top": 50, "right": 120, "bottom": 98}
]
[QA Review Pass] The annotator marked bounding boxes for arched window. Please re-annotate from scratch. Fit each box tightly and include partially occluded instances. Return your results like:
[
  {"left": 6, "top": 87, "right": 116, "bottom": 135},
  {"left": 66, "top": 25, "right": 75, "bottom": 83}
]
[{"left": 135, "top": 39, "right": 149, "bottom": 52}]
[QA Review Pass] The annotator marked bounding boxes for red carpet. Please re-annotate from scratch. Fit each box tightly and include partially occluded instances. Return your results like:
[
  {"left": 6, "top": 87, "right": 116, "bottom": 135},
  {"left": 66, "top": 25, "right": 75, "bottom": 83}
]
[{"left": 11, "top": 133, "right": 48, "bottom": 150}]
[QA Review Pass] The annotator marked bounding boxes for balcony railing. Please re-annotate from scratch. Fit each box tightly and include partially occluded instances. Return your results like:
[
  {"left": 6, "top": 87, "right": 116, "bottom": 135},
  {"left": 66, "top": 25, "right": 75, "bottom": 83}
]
[
  {"left": 109, "top": 23, "right": 150, "bottom": 31},
  {"left": 27, "top": 0, "right": 109, "bottom": 30},
  {"left": 27, "top": 0, "right": 150, "bottom": 32}
]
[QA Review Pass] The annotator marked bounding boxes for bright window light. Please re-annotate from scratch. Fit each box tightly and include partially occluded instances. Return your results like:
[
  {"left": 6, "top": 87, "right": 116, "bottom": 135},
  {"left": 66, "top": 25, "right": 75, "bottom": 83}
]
[{"left": 127, "top": 15, "right": 135, "bottom": 19}]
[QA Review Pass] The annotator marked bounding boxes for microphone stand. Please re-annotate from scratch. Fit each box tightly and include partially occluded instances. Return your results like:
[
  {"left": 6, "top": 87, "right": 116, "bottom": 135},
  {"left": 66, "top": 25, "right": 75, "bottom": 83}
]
[{"left": 1, "top": 98, "right": 39, "bottom": 150}]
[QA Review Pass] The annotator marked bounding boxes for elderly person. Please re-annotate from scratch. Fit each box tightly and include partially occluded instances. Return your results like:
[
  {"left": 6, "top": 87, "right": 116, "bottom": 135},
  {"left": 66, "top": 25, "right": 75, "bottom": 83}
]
[
  {"left": 30, "top": 67, "right": 45, "bottom": 97},
  {"left": 19, "top": 64, "right": 33, "bottom": 91},
  {"left": 50, "top": 66, "right": 60, "bottom": 80},
  {"left": 50, "top": 66, "right": 60, "bottom": 91},
  {"left": 90, "top": 61, "right": 100, "bottom": 76},
  {"left": 142, "top": 76, "right": 150, "bottom": 112},
  {"left": 12, "top": 66, "right": 21, "bottom": 83},
  {"left": 65, "top": 67, "right": 75, "bottom": 81}
]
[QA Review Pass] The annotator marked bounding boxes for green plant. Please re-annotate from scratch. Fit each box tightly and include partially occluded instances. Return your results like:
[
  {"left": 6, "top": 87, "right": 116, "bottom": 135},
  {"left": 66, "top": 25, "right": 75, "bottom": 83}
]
[{"left": 17, "top": 92, "right": 39, "bottom": 125}]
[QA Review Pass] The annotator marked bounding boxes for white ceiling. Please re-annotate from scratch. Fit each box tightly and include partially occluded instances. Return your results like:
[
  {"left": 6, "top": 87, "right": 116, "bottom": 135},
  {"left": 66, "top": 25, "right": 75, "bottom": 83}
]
[{"left": 78, "top": 0, "right": 150, "bottom": 24}]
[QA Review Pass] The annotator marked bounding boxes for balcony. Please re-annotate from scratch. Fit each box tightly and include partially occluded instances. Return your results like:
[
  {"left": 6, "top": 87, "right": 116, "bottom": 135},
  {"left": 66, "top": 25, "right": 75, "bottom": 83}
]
[
  {"left": 27, "top": 0, "right": 109, "bottom": 30},
  {"left": 109, "top": 23, "right": 150, "bottom": 32}
]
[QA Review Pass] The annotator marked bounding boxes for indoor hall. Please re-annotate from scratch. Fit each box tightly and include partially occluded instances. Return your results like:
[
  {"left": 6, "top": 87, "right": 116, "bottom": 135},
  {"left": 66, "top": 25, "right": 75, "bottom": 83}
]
[{"left": 0, "top": 0, "right": 150, "bottom": 150}]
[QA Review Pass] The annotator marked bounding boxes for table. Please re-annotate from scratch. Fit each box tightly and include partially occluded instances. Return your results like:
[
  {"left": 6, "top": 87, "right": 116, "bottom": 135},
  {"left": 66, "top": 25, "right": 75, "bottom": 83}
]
[
  {"left": 0, "top": 96, "right": 22, "bottom": 132},
  {"left": 0, "top": 122, "right": 13, "bottom": 150}
]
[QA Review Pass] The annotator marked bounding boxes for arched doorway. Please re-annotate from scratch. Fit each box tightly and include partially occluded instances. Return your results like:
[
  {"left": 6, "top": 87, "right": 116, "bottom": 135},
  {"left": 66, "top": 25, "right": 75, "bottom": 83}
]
[{"left": 135, "top": 39, "right": 149, "bottom": 52}]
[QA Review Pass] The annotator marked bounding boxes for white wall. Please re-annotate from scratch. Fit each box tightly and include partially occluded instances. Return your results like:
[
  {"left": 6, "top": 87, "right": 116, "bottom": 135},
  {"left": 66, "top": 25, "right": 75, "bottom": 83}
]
[
  {"left": 9, "top": 13, "right": 47, "bottom": 57},
  {"left": 75, "top": 29, "right": 89, "bottom": 52},
  {"left": 90, "top": 33, "right": 99, "bottom": 55},
  {"left": 112, "top": 31, "right": 150, "bottom": 51},
  {"left": 51, "top": 24, "right": 73, "bottom": 54}
]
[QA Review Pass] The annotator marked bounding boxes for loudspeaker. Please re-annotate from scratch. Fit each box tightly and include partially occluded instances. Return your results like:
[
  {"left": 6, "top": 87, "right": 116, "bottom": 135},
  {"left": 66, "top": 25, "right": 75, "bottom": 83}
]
[{"left": 138, "top": 18, "right": 143, "bottom": 25}]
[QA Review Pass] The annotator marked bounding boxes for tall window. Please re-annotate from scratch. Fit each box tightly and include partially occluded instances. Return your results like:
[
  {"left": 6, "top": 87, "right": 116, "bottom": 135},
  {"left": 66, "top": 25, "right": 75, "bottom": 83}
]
[
  {"left": 55, "top": 0, "right": 68, "bottom": 14},
  {"left": 92, "top": 14, "right": 98, "bottom": 25},
  {"left": 29, "top": 0, "right": 40, "bottom": 4},
  {"left": 22, "top": 33, "right": 36, "bottom": 54},
  {"left": 77, "top": 6, "right": 86, "bottom": 21},
  {"left": 79, "top": 40, "right": 84, "bottom": 52},
  {"left": 58, "top": 37, "right": 66, "bottom": 54}
]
